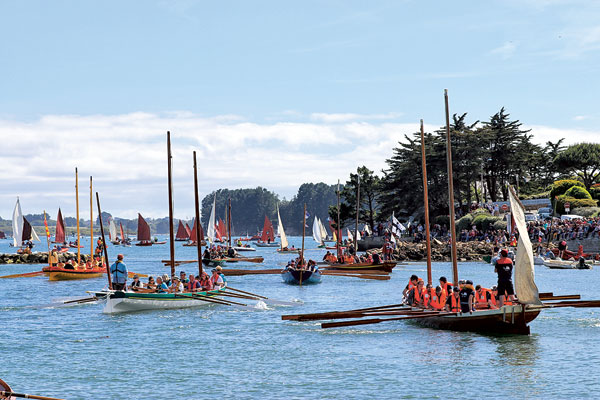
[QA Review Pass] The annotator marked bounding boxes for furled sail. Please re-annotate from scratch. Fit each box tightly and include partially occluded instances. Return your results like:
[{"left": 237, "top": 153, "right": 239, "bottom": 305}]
[{"left": 508, "top": 186, "right": 542, "bottom": 305}]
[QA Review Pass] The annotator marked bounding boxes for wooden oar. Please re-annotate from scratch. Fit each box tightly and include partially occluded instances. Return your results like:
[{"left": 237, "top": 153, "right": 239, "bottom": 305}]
[
  {"left": 320, "top": 272, "right": 390, "bottom": 280},
  {"left": 63, "top": 297, "right": 98, "bottom": 305},
  {"left": 0, "top": 390, "right": 65, "bottom": 400},
  {"left": 321, "top": 312, "right": 457, "bottom": 329},
  {"left": 225, "top": 286, "right": 299, "bottom": 306},
  {"left": 127, "top": 271, "right": 148, "bottom": 278},
  {"left": 0, "top": 270, "right": 45, "bottom": 279},
  {"left": 175, "top": 292, "right": 249, "bottom": 307},
  {"left": 283, "top": 304, "right": 411, "bottom": 321},
  {"left": 285, "top": 309, "right": 433, "bottom": 321}
]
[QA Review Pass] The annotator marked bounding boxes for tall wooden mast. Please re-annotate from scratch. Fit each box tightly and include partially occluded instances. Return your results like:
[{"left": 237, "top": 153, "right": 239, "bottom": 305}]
[
  {"left": 354, "top": 174, "right": 360, "bottom": 255},
  {"left": 420, "top": 120, "right": 432, "bottom": 285},
  {"left": 167, "top": 131, "right": 175, "bottom": 279},
  {"left": 444, "top": 89, "right": 459, "bottom": 285},
  {"left": 193, "top": 151, "right": 203, "bottom": 277},
  {"left": 89, "top": 176, "right": 93, "bottom": 265},
  {"left": 336, "top": 179, "right": 341, "bottom": 259},
  {"left": 228, "top": 198, "right": 232, "bottom": 248},
  {"left": 75, "top": 167, "right": 80, "bottom": 265}
]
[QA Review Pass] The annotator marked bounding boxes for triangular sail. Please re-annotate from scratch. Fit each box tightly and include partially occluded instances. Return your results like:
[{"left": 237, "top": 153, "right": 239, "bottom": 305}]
[
  {"left": 277, "top": 205, "right": 288, "bottom": 249},
  {"left": 185, "top": 223, "right": 192, "bottom": 238},
  {"left": 347, "top": 228, "right": 353, "bottom": 242},
  {"left": 22, "top": 217, "right": 32, "bottom": 243},
  {"left": 120, "top": 222, "right": 125, "bottom": 240},
  {"left": 508, "top": 186, "right": 542, "bottom": 305},
  {"left": 312, "top": 216, "right": 322, "bottom": 245},
  {"left": 12, "top": 198, "right": 23, "bottom": 247},
  {"left": 137, "top": 213, "right": 151, "bottom": 242},
  {"left": 31, "top": 225, "right": 40, "bottom": 242},
  {"left": 54, "top": 208, "right": 66, "bottom": 243},
  {"left": 218, "top": 218, "right": 227, "bottom": 240},
  {"left": 332, "top": 229, "right": 337, "bottom": 242},
  {"left": 175, "top": 220, "right": 188, "bottom": 240},
  {"left": 109, "top": 218, "right": 118, "bottom": 240},
  {"left": 207, "top": 195, "right": 216, "bottom": 244},
  {"left": 319, "top": 218, "right": 328, "bottom": 240},
  {"left": 261, "top": 216, "right": 275, "bottom": 242}
]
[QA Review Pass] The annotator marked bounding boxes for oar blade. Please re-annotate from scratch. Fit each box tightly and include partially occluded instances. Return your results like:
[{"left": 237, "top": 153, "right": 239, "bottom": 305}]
[{"left": 0, "top": 270, "right": 45, "bottom": 279}]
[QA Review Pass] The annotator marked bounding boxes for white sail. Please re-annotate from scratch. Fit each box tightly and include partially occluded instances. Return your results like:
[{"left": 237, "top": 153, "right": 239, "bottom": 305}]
[
  {"left": 31, "top": 226, "right": 40, "bottom": 242},
  {"left": 508, "top": 186, "right": 542, "bottom": 305},
  {"left": 277, "top": 205, "right": 288, "bottom": 249},
  {"left": 356, "top": 227, "right": 362, "bottom": 241},
  {"left": 207, "top": 195, "right": 216, "bottom": 244},
  {"left": 312, "top": 216, "right": 322, "bottom": 245},
  {"left": 12, "top": 198, "right": 23, "bottom": 247},
  {"left": 318, "top": 218, "right": 328, "bottom": 240},
  {"left": 364, "top": 224, "right": 372, "bottom": 235},
  {"left": 109, "top": 218, "right": 118, "bottom": 240},
  {"left": 347, "top": 228, "right": 353, "bottom": 242}
]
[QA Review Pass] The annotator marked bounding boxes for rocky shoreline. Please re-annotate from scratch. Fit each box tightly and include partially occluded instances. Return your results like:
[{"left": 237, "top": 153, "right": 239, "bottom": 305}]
[
  {"left": 391, "top": 240, "right": 494, "bottom": 262},
  {"left": 0, "top": 252, "right": 90, "bottom": 265}
]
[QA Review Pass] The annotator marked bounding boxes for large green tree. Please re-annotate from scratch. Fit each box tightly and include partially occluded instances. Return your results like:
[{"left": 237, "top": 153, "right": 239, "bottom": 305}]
[
  {"left": 339, "top": 166, "right": 381, "bottom": 231},
  {"left": 554, "top": 143, "right": 600, "bottom": 189}
]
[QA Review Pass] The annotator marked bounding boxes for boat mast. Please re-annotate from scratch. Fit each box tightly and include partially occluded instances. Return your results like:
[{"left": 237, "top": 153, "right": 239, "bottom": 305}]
[
  {"left": 228, "top": 197, "right": 232, "bottom": 248},
  {"left": 420, "top": 120, "right": 432, "bottom": 285},
  {"left": 444, "top": 89, "right": 459, "bottom": 284},
  {"left": 336, "top": 179, "right": 341, "bottom": 259},
  {"left": 300, "top": 203, "right": 306, "bottom": 286},
  {"left": 193, "top": 151, "right": 203, "bottom": 277},
  {"left": 354, "top": 173, "right": 360, "bottom": 256},
  {"left": 167, "top": 131, "right": 176, "bottom": 279},
  {"left": 75, "top": 168, "right": 80, "bottom": 265},
  {"left": 90, "top": 176, "right": 93, "bottom": 265},
  {"left": 95, "top": 192, "right": 112, "bottom": 290}
]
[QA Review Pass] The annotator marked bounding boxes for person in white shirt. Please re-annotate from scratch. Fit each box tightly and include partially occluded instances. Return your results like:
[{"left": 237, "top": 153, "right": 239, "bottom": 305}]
[
  {"left": 168, "top": 276, "right": 184, "bottom": 293},
  {"left": 210, "top": 268, "right": 224, "bottom": 289}
]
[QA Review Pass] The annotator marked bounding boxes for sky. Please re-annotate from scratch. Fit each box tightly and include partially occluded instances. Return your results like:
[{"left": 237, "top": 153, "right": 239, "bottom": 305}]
[{"left": 1, "top": 0, "right": 599, "bottom": 220}]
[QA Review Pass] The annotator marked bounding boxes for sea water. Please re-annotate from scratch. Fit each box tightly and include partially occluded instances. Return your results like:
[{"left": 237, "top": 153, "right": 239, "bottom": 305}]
[{"left": 1, "top": 236, "right": 599, "bottom": 399}]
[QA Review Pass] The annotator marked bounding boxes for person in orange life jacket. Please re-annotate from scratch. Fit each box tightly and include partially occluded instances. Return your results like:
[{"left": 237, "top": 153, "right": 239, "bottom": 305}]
[
  {"left": 403, "top": 275, "right": 419, "bottom": 304},
  {"left": 475, "top": 284, "right": 497, "bottom": 309},
  {"left": 439, "top": 276, "right": 453, "bottom": 297},
  {"left": 422, "top": 283, "right": 435, "bottom": 308},
  {"left": 494, "top": 249, "right": 516, "bottom": 307},
  {"left": 459, "top": 280, "right": 475, "bottom": 313},
  {"left": 186, "top": 274, "right": 201, "bottom": 292},
  {"left": 413, "top": 279, "right": 426, "bottom": 307},
  {"left": 445, "top": 287, "right": 461, "bottom": 312},
  {"left": 427, "top": 286, "right": 445, "bottom": 310},
  {"left": 198, "top": 271, "right": 213, "bottom": 291}
]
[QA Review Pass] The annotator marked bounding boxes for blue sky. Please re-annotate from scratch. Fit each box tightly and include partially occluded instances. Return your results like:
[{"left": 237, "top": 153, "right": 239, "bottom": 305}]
[{"left": 1, "top": 0, "right": 599, "bottom": 219}]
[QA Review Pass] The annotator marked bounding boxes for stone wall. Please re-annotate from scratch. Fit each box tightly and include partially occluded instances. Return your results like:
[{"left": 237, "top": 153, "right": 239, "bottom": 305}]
[{"left": 0, "top": 252, "right": 90, "bottom": 265}]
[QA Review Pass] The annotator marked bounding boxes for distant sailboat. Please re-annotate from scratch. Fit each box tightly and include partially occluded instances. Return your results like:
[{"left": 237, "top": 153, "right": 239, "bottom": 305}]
[
  {"left": 109, "top": 218, "right": 120, "bottom": 244},
  {"left": 175, "top": 220, "right": 189, "bottom": 241},
  {"left": 277, "top": 205, "right": 298, "bottom": 253},
  {"left": 312, "top": 216, "right": 324, "bottom": 247},
  {"left": 12, "top": 198, "right": 23, "bottom": 248},
  {"left": 183, "top": 218, "right": 205, "bottom": 247},
  {"left": 255, "top": 215, "right": 278, "bottom": 247},
  {"left": 135, "top": 213, "right": 153, "bottom": 246}
]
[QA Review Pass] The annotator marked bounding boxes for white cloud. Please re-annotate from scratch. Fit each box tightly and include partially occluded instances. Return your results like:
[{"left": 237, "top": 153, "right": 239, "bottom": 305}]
[
  {"left": 310, "top": 112, "right": 402, "bottom": 123},
  {"left": 489, "top": 41, "right": 518, "bottom": 59},
  {"left": 573, "top": 115, "right": 590, "bottom": 121},
  {"left": 526, "top": 124, "right": 600, "bottom": 145}
]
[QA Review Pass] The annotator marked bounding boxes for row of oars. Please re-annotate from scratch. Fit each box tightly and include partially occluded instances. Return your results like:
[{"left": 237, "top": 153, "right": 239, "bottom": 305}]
[
  {"left": 0, "top": 270, "right": 147, "bottom": 279},
  {"left": 211, "top": 268, "right": 391, "bottom": 281},
  {"left": 282, "top": 303, "right": 456, "bottom": 329}
]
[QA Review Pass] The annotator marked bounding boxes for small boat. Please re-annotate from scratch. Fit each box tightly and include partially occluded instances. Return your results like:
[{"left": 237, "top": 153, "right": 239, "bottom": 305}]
[
  {"left": 326, "top": 245, "right": 345, "bottom": 250},
  {"left": 281, "top": 267, "right": 322, "bottom": 285},
  {"left": 135, "top": 214, "right": 153, "bottom": 246},
  {"left": 323, "top": 261, "right": 397, "bottom": 273},
  {"left": 175, "top": 220, "right": 190, "bottom": 241},
  {"left": 93, "top": 287, "right": 228, "bottom": 314},
  {"left": 255, "top": 241, "right": 279, "bottom": 247},
  {"left": 278, "top": 248, "right": 300, "bottom": 254},
  {"left": 48, "top": 265, "right": 106, "bottom": 281},
  {"left": 543, "top": 259, "right": 592, "bottom": 269},
  {"left": 233, "top": 245, "right": 256, "bottom": 252},
  {"left": 223, "top": 256, "right": 264, "bottom": 263},
  {"left": 52, "top": 208, "right": 66, "bottom": 244},
  {"left": 182, "top": 219, "right": 205, "bottom": 246},
  {"left": 255, "top": 215, "right": 278, "bottom": 247},
  {"left": 109, "top": 217, "right": 120, "bottom": 245}
]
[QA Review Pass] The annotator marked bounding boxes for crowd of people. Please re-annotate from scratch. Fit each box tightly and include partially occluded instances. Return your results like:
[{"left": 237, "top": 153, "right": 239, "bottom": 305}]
[{"left": 109, "top": 254, "right": 226, "bottom": 293}]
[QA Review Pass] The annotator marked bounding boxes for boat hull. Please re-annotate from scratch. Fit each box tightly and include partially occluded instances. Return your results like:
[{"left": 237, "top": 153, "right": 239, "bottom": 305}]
[
  {"left": 233, "top": 246, "right": 256, "bottom": 252},
  {"left": 281, "top": 269, "right": 322, "bottom": 285},
  {"left": 48, "top": 269, "right": 105, "bottom": 281},
  {"left": 98, "top": 288, "right": 227, "bottom": 313},
  {"left": 413, "top": 305, "right": 541, "bottom": 335},
  {"left": 254, "top": 242, "right": 279, "bottom": 247}
]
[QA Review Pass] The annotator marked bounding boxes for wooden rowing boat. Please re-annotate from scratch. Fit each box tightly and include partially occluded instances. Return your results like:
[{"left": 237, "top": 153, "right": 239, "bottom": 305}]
[
  {"left": 322, "top": 261, "right": 397, "bottom": 273},
  {"left": 92, "top": 287, "right": 228, "bottom": 313},
  {"left": 43, "top": 263, "right": 106, "bottom": 281},
  {"left": 543, "top": 258, "right": 592, "bottom": 269},
  {"left": 281, "top": 268, "right": 322, "bottom": 285}
]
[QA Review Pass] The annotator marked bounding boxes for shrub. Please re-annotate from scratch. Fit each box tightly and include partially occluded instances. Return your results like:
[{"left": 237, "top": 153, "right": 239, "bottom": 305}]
[
  {"left": 470, "top": 208, "right": 491, "bottom": 217},
  {"left": 549, "top": 179, "right": 584, "bottom": 200},
  {"left": 434, "top": 215, "right": 449, "bottom": 227},
  {"left": 492, "top": 220, "right": 507, "bottom": 231},
  {"left": 456, "top": 214, "right": 474, "bottom": 231},
  {"left": 590, "top": 187, "right": 600, "bottom": 201},
  {"left": 555, "top": 195, "right": 598, "bottom": 214},
  {"left": 571, "top": 207, "right": 600, "bottom": 217},
  {"left": 472, "top": 214, "right": 501, "bottom": 231},
  {"left": 564, "top": 186, "right": 592, "bottom": 199}
]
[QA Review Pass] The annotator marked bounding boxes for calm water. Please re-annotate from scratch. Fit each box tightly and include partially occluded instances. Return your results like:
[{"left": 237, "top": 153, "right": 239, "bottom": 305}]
[{"left": 1, "top": 236, "right": 600, "bottom": 399}]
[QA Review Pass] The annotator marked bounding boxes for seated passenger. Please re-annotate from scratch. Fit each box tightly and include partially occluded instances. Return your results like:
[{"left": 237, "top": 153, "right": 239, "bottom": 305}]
[
  {"left": 129, "top": 274, "right": 143, "bottom": 291},
  {"left": 169, "top": 276, "right": 184, "bottom": 293},
  {"left": 146, "top": 276, "right": 156, "bottom": 290},
  {"left": 210, "top": 268, "right": 224, "bottom": 289},
  {"left": 475, "top": 284, "right": 497, "bottom": 309},
  {"left": 198, "top": 271, "right": 213, "bottom": 291},
  {"left": 155, "top": 277, "right": 168, "bottom": 293},
  {"left": 186, "top": 274, "right": 201, "bottom": 292}
]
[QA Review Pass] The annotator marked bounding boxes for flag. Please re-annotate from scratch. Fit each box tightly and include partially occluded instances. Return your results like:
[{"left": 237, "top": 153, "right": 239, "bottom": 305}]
[
  {"left": 43, "top": 211, "right": 50, "bottom": 239},
  {"left": 305, "top": 211, "right": 310, "bottom": 219},
  {"left": 391, "top": 212, "right": 405, "bottom": 237}
]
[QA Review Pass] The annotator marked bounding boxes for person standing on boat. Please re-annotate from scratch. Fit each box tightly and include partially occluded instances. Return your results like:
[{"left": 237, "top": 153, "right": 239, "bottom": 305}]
[
  {"left": 459, "top": 280, "right": 475, "bottom": 314},
  {"left": 110, "top": 254, "right": 128, "bottom": 291},
  {"left": 494, "top": 249, "right": 515, "bottom": 307}
]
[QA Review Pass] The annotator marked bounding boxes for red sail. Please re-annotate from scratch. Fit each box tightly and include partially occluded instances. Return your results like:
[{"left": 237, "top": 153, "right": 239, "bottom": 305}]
[
  {"left": 54, "top": 208, "right": 66, "bottom": 243},
  {"left": 137, "top": 213, "right": 151, "bottom": 242},
  {"left": 185, "top": 223, "right": 192, "bottom": 238},
  {"left": 120, "top": 222, "right": 125, "bottom": 239},
  {"left": 175, "top": 220, "right": 188, "bottom": 240},
  {"left": 218, "top": 218, "right": 227, "bottom": 239},
  {"left": 189, "top": 219, "right": 204, "bottom": 242},
  {"left": 261, "top": 215, "right": 275, "bottom": 242}
]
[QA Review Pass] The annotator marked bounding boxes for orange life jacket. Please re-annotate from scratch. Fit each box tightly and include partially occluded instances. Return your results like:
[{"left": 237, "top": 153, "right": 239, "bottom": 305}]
[
  {"left": 414, "top": 286, "right": 426, "bottom": 306},
  {"left": 448, "top": 294, "right": 460, "bottom": 312}
]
